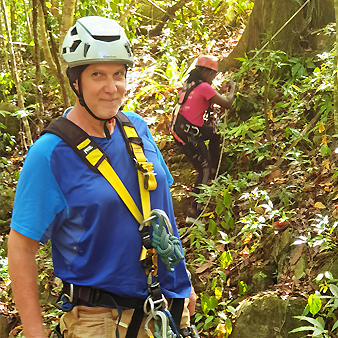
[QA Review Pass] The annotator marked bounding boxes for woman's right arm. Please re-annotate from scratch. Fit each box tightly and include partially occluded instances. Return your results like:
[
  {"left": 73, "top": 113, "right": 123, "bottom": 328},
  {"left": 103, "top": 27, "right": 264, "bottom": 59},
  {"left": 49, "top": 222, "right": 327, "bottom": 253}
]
[{"left": 8, "top": 229, "right": 48, "bottom": 338}]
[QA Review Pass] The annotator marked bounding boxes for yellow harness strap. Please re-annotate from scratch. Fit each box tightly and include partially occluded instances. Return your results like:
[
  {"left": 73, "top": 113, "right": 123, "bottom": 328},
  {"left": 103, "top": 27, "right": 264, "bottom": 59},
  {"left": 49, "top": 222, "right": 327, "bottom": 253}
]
[
  {"left": 77, "top": 129, "right": 158, "bottom": 274},
  {"left": 77, "top": 138, "right": 144, "bottom": 224},
  {"left": 122, "top": 126, "right": 158, "bottom": 274}
]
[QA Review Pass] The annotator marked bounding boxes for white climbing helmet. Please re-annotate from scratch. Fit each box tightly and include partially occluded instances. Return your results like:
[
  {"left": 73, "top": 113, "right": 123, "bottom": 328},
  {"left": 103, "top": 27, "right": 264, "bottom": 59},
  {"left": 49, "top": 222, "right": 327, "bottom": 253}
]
[{"left": 61, "top": 16, "right": 133, "bottom": 68}]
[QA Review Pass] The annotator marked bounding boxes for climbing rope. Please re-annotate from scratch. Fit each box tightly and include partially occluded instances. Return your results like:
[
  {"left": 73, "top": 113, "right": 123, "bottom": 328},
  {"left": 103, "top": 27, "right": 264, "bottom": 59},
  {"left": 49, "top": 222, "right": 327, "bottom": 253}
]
[{"left": 150, "top": 209, "right": 184, "bottom": 272}]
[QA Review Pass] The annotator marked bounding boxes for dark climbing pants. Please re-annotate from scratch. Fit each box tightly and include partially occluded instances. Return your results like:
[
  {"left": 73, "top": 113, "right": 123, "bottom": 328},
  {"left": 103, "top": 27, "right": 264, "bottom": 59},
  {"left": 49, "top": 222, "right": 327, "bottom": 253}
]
[{"left": 174, "top": 114, "right": 220, "bottom": 211}]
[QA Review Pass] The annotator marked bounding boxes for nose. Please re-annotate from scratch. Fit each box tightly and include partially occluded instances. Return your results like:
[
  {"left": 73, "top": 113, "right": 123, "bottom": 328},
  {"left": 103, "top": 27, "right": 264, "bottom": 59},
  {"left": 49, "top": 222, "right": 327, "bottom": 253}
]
[{"left": 104, "top": 77, "right": 117, "bottom": 93}]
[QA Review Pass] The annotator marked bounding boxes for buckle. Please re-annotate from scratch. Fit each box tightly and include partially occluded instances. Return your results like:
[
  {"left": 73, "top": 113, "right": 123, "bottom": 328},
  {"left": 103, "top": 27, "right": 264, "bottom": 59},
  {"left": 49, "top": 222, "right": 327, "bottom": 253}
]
[
  {"left": 63, "top": 283, "right": 74, "bottom": 303},
  {"left": 88, "top": 287, "right": 100, "bottom": 306},
  {"left": 191, "top": 126, "right": 199, "bottom": 136}
]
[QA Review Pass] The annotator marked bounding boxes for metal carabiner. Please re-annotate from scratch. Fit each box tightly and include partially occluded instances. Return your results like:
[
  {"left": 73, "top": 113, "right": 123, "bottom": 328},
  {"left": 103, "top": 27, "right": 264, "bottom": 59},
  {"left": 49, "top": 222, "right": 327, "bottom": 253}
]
[
  {"left": 144, "top": 313, "right": 154, "bottom": 338},
  {"left": 149, "top": 209, "right": 173, "bottom": 235},
  {"left": 155, "top": 310, "right": 168, "bottom": 338},
  {"left": 184, "top": 124, "right": 190, "bottom": 133},
  {"left": 144, "top": 295, "right": 156, "bottom": 317},
  {"left": 139, "top": 214, "right": 157, "bottom": 231}
]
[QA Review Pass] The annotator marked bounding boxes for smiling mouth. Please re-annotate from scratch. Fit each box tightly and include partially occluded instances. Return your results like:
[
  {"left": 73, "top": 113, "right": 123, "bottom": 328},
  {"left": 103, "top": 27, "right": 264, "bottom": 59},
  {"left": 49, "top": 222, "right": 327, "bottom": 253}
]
[{"left": 100, "top": 98, "right": 119, "bottom": 103}]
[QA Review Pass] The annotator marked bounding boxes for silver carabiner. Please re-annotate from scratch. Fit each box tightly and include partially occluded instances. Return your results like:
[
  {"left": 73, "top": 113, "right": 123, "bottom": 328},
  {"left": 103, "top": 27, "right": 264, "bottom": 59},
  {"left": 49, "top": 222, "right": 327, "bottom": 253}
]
[
  {"left": 155, "top": 310, "right": 168, "bottom": 338},
  {"left": 139, "top": 214, "right": 157, "bottom": 231},
  {"left": 150, "top": 209, "right": 173, "bottom": 235}
]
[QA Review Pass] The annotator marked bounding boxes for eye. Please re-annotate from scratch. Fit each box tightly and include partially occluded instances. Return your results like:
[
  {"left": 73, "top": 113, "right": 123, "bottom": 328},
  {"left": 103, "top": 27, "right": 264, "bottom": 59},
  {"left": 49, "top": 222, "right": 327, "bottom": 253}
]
[
  {"left": 92, "top": 72, "right": 100, "bottom": 77},
  {"left": 115, "top": 70, "right": 126, "bottom": 77}
]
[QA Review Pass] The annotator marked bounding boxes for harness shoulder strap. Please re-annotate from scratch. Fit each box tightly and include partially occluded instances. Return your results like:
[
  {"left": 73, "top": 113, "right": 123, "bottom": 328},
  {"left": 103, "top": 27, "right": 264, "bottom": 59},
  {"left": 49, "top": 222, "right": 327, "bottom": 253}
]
[
  {"left": 115, "top": 111, "right": 157, "bottom": 192},
  {"left": 41, "top": 116, "right": 144, "bottom": 224},
  {"left": 41, "top": 117, "right": 108, "bottom": 174},
  {"left": 169, "top": 82, "right": 202, "bottom": 145}
]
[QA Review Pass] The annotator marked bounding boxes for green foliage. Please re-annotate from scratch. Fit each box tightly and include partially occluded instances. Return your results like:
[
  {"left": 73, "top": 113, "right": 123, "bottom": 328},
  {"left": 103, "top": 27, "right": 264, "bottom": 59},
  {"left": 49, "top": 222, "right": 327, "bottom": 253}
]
[
  {"left": 0, "top": 112, "right": 16, "bottom": 152},
  {"left": 0, "top": 247, "right": 9, "bottom": 281},
  {"left": 294, "top": 215, "right": 338, "bottom": 250},
  {"left": 196, "top": 281, "right": 235, "bottom": 335},
  {"left": 0, "top": 156, "right": 20, "bottom": 194},
  {"left": 291, "top": 272, "right": 338, "bottom": 337},
  {"left": 0, "top": 72, "right": 14, "bottom": 100}
]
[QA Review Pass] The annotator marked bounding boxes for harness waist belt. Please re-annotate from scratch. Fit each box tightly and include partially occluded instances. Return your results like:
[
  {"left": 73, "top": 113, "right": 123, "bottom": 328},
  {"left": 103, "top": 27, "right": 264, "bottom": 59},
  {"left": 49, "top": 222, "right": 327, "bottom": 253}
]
[{"left": 62, "top": 282, "right": 145, "bottom": 309}]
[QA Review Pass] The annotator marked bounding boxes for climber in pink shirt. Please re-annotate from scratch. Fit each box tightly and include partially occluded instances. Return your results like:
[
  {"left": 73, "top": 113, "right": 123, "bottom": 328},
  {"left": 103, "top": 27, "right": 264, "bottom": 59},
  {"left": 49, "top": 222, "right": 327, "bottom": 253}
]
[{"left": 170, "top": 55, "right": 236, "bottom": 223}]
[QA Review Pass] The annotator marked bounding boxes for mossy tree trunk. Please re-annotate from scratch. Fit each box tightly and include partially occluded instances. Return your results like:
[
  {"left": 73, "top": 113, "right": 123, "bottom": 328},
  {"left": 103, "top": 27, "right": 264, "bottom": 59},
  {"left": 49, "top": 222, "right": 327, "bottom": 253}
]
[{"left": 220, "top": 0, "right": 335, "bottom": 72}]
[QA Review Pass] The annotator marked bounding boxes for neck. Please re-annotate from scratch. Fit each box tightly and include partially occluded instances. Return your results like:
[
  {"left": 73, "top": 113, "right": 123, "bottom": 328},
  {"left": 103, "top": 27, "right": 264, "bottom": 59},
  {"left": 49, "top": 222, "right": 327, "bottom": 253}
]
[{"left": 66, "top": 102, "right": 116, "bottom": 137}]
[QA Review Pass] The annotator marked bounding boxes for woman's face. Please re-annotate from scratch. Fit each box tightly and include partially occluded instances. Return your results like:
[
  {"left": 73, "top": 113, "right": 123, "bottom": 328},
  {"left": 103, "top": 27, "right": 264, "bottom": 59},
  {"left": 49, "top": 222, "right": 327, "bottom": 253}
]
[{"left": 202, "top": 68, "right": 217, "bottom": 84}]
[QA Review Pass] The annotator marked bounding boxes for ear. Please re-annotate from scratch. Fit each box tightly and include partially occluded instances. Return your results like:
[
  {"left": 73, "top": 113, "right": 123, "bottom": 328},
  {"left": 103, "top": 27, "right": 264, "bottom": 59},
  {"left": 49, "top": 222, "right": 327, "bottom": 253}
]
[{"left": 73, "top": 79, "right": 79, "bottom": 92}]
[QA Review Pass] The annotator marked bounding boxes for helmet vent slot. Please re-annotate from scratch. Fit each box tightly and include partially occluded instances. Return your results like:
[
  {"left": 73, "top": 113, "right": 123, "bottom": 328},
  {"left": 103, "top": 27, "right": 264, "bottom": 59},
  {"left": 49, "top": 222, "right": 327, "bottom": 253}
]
[
  {"left": 71, "top": 27, "right": 78, "bottom": 36},
  {"left": 70, "top": 40, "right": 81, "bottom": 52},
  {"left": 92, "top": 35, "right": 120, "bottom": 42},
  {"left": 124, "top": 43, "right": 132, "bottom": 57},
  {"left": 84, "top": 43, "right": 90, "bottom": 57}
]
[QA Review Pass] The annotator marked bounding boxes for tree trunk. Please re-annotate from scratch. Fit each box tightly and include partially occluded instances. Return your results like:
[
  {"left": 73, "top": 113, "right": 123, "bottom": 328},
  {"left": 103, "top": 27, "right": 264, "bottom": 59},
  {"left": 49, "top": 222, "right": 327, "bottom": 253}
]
[
  {"left": 219, "top": 0, "right": 335, "bottom": 72},
  {"left": 23, "top": 0, "right": 33, "bottom": 43},
  {"left": 32, "top": 0, "right": 44, "bottom": 131},
  {"left": 10, "top": 0, "right": 15, "bottom": 42},
  {"left": 0, "top": 13, "right": 10, "bottom": 73},
  {"left": 59, "top": 0, "right": 77, "bottom": 47},
  {"left": 39, "top": 0, "right": 70, "bottom": 108},
  {"left": 50, "top": 0, "right": 60, "bottom": 21},
  {"left": 334, "top": 0, "right": 338, "bottom": 134},
  {"left": 37, "top": 1, "right": 59, "bottom": 79},
  {"left": 59, "top": 0, "right": 77, "bottom": 105},
  {"left": 0, "top": 0, "right": 32, "bottom": 146},
  {"left": 149, "top": 0, "right": 189, "bottom": 37}
]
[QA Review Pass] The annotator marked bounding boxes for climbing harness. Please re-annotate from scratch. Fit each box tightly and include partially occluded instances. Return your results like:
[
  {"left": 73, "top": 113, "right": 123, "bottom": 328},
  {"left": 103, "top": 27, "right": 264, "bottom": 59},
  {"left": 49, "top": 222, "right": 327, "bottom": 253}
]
[
  {"left": 43, "top": 111, "right": 186, "bottom": 338},
  {"left": 169, "top": 81, "right": 201, "bottom": 146}
]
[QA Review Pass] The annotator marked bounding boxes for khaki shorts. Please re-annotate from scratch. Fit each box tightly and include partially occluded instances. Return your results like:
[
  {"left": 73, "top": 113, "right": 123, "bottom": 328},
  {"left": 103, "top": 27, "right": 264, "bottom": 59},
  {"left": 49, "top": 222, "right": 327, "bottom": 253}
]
[{"left": 60, "top": 301, "right": 190, "bottom": 338}]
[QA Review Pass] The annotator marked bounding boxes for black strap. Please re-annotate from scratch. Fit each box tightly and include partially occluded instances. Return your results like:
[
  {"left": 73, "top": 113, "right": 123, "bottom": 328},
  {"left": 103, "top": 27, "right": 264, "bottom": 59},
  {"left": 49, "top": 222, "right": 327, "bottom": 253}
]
[
  {"left": 126, "top": 307, "right": 144, "bottom": 338},
  {"left": 179, "top": 82, "right": 202, "bottom": 105},
  {"left": 170, "top": 298, "right": 184, "bottom": 330},
  {"left": 41, "top": 117, "right": 110, "bottom": 174},
  {"left": 53, "top": 324, "right": 63, "bottom": 338},
  {"left": 61, "top": 282, "right": 144, "bottom": 309}
]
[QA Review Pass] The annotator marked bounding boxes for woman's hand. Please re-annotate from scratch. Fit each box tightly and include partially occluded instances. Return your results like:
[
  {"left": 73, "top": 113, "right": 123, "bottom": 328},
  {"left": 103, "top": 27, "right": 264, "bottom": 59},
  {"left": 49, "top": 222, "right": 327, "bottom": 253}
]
[
  {"left": 211, "top": 80, "right": 236, "bottom": 109},
  {"left": 219, "top": 80, "right": 236, "bottom": 95},
  {"left": 187, "top": 286, "right": 197, "bottom": 316}
]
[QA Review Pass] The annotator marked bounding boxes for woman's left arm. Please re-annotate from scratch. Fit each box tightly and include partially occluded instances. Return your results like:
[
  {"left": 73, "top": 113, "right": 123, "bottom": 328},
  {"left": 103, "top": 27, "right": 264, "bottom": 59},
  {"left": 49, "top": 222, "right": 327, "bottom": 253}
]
[{"left": 210, "top": 80, "right": 236, "bottom": 109}]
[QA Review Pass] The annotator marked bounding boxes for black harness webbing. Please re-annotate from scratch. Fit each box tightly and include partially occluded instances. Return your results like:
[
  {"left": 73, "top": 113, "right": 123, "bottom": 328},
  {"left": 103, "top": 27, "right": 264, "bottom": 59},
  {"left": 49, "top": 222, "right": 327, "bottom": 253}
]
[
  {"left": 41, "top": 111, "right": 144, "bottom": 174},
  {"left": 169, "top": 82, "right": 202, "bottom": 145}
]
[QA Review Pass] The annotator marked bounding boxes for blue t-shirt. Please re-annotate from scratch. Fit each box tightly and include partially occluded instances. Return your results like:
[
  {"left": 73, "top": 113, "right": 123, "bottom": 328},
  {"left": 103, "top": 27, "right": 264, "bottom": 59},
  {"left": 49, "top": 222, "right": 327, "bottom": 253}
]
[{"left": 11, "top": 111, "right": 191, "bottom": 300}]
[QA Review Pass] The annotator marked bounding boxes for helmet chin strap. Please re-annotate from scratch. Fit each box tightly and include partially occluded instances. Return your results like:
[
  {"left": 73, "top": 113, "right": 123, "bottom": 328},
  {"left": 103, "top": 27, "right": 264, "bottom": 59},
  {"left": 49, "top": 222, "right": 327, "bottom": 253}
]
[{"left": 70, "top": 77, "right": 113, "bottom": 140}]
